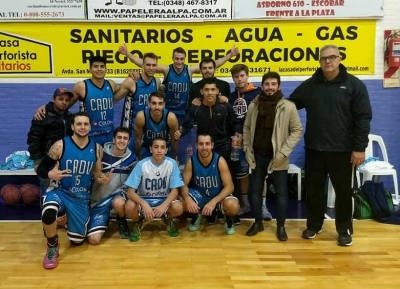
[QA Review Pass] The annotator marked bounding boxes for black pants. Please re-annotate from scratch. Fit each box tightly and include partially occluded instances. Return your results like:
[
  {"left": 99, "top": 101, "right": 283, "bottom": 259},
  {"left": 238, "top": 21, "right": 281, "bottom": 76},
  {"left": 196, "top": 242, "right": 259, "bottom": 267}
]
[
  {"left": 305, "top": 149, "right": 353, "bottom": 235},
  {"left": 251, "top": 153, "right": 288, "bottom": 225}
]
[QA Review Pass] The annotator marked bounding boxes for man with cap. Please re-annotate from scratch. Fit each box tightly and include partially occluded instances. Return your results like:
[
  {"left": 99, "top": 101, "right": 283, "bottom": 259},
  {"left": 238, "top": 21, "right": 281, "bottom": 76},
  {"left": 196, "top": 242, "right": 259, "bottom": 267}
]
[{"left": 27, "top": 87, "right": 74, "bottom": 201}]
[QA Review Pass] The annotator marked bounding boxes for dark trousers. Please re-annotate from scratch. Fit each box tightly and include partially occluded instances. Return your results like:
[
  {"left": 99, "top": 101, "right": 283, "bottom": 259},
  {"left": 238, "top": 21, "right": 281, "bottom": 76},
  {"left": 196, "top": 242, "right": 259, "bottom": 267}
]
[
  {"left": 305, "top": 149, "right": 353, "bottom": 235},
  {"left": 251, "top": 153, "right": 288, "bottom": 225}
]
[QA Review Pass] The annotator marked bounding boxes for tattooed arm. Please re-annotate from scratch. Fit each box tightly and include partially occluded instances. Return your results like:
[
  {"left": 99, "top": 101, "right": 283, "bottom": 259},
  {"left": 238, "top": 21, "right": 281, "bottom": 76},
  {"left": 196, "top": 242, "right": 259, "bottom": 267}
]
[{"left": 36, "top": 140, "right": 70, "bottom": 180}]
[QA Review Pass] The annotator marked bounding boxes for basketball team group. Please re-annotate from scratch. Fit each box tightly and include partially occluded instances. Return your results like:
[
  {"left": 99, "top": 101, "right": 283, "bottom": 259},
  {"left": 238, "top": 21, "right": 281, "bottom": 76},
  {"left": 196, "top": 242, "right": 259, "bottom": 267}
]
[{"left": 26, "top": 43, "right": 372, "bottom": 269}]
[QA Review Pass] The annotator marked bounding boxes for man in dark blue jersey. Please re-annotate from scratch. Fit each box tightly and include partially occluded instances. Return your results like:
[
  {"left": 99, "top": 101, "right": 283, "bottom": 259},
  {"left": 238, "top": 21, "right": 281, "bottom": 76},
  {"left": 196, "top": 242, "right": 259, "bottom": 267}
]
[
  {"left": 180, "top": 133, "right": 240, "bottom": 235},
  {"left": 134, "top": 91, "right": 179, "bottom": 161},
  {"left": 36, "top": 112, "right": 112, "bottom": 270},
  {"left": 115, "top": 53, "right": 162, "bottom": 152},
  {"left": 34, "top": 56, "right": 127, "bottom": 146}
]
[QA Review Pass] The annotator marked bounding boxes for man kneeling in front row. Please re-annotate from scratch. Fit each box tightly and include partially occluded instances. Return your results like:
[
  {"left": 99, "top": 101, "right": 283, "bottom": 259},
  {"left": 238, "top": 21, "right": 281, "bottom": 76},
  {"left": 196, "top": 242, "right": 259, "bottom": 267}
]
[
  {"left": 180, "top": 133, "right": 240, "bottom": 235},
  {"left": 124, "top": 137, "right": 184, "bottom": 242}
]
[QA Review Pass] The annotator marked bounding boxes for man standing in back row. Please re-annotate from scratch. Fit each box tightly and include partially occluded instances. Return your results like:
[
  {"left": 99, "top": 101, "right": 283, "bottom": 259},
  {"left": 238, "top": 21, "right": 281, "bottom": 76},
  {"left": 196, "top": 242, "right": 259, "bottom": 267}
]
[
  {"left": 288, "top": 44, "right": 372, "bottom": 246},
  {"left": 119, "top": 45, "right": 239, "bottom": 117}
]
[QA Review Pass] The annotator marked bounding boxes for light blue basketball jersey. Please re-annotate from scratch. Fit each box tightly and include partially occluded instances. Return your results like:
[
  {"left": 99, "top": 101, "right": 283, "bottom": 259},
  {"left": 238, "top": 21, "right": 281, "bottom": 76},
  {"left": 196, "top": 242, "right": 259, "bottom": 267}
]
[
  {"left": 81, "top": 79, "right": 114, "bottom": 136},
  {"left": 124, "top": 156, "right": 183, "bottom": 197},
  {"left": 190, "top": 152, "right": 223, "bottom": 198},
  {"left": 142, "top": 108, "right": 170, "bottom": 150},
  {"left": 163, "top": 64, "right": 191, "bottom": 115},
  {"left": 59, "top": 136, "right": 97, "bottom": 200}
]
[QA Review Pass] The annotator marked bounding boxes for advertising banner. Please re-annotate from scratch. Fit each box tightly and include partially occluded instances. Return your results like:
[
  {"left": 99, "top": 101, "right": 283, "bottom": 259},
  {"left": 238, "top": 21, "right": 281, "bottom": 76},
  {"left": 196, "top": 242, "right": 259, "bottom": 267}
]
[
  {"left": 233, "top": 0, "right": 384, "bottom": 20},
  {"left": 0, "top": 0, "right": 86, "bottom": 20},
  {"left": 0, "top": 20, "right": 375, "bottom": 78},
  {"left": 87, "top": 0, "right": 231, "bottom": 21}
]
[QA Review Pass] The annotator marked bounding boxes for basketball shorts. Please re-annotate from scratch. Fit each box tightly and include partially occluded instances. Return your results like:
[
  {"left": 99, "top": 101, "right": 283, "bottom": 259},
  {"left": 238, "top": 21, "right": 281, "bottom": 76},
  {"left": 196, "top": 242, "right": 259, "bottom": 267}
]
[
  {"left": 42, "top": 189, "right": 90, "bottom": 243},
  {"left": 87, "top": 188, "right": 127, "bottom": 236},
  {"left": 188, "top": 188, "right": 238, "bottom": 213},
  {"left": 138, "top": 197, "right": 181, "bottom": 218}
]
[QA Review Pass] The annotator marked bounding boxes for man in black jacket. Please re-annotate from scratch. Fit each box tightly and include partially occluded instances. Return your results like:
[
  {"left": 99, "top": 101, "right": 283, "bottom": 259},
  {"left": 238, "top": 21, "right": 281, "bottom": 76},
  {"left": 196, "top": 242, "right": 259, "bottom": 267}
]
[
  {"left": 176, "top": 77, "right": 241, "bottom": 164},
  {"left": 27, "top": 88, "right": 73, "bottom": 199},
  {"left": 175, "top": 77, "right": 241, "bottom": 224},
  {"left": 187, "top": 58, "right": 231, "bottom": 111},
  {"left": 288, "top": 45, "right": 372, "bottom": 247}
]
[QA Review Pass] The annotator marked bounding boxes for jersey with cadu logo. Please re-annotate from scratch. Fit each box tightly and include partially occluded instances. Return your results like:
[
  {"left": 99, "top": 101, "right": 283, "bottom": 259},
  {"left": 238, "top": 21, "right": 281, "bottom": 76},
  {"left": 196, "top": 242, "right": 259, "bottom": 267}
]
[
  {"left": 124, "top": 156, "right": 183, "bottom": 198},
  {"left": 142, "top": 108, "right": 171, "bottom": 150},
  {"left": 163, "top": 64, "right": 191, "bottom": 115},
  {"left": 58, "top": 136, "right": 97, "bottom": 199},
  {"left": 190, "top": 152, "right": 222, "bottom": 198},
  {"left": 121, "top": 76, "right": 157, "bottom": 131},
  {"left": 81, "top": 79, "right": 114, "bottom": 136}
]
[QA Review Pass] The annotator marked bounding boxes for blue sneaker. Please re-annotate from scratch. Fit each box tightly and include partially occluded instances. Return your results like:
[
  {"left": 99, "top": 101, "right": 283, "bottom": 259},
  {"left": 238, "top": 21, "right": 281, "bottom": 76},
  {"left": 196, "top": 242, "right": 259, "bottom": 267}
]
[
  {"left": 188, "top": 214, "right": 203, "bottom": 232},
  {"left": 224, "top": 216, "right": 235, "bottom": 235}
]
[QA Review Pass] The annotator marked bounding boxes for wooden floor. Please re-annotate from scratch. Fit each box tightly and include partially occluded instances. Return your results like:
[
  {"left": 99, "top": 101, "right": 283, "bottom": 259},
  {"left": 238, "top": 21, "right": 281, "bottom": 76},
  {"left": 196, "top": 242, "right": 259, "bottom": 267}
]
[{"left": 1, "top": 219, "right": 400, "bottom": 289}]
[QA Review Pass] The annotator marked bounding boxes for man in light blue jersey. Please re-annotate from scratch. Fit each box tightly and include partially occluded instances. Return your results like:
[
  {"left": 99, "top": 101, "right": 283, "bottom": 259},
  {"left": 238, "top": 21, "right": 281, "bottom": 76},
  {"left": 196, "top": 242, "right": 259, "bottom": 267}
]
[
  {"left": 35, "top": 56, "right": 128, "bottom": 146},
  {"left": 115, "top": 53, "right": 162, "bottom": 152},
  {"left": 180, "top": 133, "right": 240, "bottom": 235},
  {"left": 124, "top": 137, "right": 184, "bottom": 242},
  {"left": 36, "top": 112, "right": 112, "bottom": 270},
  {"left": 134, "top": 91, "right": 179, "bottom": 161},
  {"left": 88, "top": 127, "right": 137, "bottom": 243}
]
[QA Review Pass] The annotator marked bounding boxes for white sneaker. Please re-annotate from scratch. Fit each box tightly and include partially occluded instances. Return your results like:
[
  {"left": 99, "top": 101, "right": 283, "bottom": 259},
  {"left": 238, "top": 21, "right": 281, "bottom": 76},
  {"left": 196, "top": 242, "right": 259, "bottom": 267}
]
[
  {"left": 262, "top": 205, "right": 272, "bottom": 221},
  {"left": 239, "top": 204, "right": 251, "bottom": 215}
]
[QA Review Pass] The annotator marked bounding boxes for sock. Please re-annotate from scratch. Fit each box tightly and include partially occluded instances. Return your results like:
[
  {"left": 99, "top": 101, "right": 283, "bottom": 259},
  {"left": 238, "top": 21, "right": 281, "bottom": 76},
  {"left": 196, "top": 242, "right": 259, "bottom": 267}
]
[
  {"left": 262, "top": 196, "right": 266, "bottom": 206},
  {"left": 240, "top": 194, "right": 250, "bottom": 206},
  {"left": 47, "top": 234, "right": 59, "bottom": 247}
]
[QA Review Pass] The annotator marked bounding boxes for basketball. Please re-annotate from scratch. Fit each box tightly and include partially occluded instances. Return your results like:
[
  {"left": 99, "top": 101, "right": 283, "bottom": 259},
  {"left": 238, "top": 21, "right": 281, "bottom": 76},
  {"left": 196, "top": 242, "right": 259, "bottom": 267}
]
[
  {"left": 0, "top": 184, "right": 22, "bottom": 205},
  {"left": 20, "top": 184, "right": 41, "bottom": 205}
]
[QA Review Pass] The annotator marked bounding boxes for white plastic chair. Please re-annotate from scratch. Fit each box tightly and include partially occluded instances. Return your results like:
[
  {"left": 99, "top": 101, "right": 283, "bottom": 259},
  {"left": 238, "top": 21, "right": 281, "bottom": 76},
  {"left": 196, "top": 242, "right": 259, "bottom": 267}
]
[
  {"left": 357, "top": 134, "right": 399, "bottom": 205},
  {"left": 288, "top": 164, "right": 302, "bottom": 201}
]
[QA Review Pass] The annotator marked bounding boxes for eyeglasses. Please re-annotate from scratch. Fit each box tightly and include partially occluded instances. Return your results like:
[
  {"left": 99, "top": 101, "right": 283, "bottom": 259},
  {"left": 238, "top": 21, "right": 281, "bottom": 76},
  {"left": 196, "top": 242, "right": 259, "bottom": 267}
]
[{"left": 319, "top": 55, "right": 340, "bottom": 62}]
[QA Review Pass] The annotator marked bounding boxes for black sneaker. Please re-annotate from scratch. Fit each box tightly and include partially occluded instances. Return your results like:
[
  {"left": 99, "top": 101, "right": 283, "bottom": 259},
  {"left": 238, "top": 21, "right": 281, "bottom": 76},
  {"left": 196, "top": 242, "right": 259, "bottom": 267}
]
[
  {"left": 206, "top": 210, "right": 218, "bottom": 224},
  {"left": 337, "top": 234, "right": 352, "bottom": 246},
  {"left": 301, "top": 228, "right": 322, "bottom": 239},
  {"left": 233, "top": 215, "right": 241, "bottom": 225}
]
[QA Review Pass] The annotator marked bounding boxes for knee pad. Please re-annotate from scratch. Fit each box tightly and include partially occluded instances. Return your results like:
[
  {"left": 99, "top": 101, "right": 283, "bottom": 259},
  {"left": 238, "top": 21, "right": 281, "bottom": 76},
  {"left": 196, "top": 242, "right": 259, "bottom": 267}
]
[{"left": 41, "top": 208, "right": 58, "bottom": 225}]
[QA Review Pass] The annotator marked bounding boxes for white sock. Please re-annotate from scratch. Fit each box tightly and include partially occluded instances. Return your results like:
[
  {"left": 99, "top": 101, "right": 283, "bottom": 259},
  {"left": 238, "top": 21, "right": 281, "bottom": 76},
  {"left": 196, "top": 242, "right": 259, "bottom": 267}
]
[{"left": 262, "top": 196, "right": 266, "bottom": 206}]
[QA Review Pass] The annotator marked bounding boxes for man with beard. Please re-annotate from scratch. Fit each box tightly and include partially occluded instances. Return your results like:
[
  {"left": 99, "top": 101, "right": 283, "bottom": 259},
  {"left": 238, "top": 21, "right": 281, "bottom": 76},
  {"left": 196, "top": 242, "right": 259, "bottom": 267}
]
[
  {"left": 36, "top": 112, "right": 112, "bottom": 269},
  {"left": 134, "top": 91, "right": 179, "bottom": 161},
  {"left": 89, "top": 127, "right": 137, "bottom": 242},
  {"left": 187, "top": 58, "right": 231, "bottom": 108},
  {"left": 180, "top": 133, "right": 240, "bottom": 235},
  {"left": 243, "top": 72, "right": 302, "bottom": 241},
  {"left": 35, "top": 56, "right": 125, "bottom": 146},
  {"left": 115, "top": 53, "right": 162, "bottom": 152}
]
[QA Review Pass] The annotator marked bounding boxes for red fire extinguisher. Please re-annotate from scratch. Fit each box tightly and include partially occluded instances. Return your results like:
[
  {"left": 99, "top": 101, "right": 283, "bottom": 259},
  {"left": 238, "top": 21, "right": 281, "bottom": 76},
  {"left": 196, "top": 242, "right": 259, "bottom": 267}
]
[{"left": 388, "top": 37, "right": 400, "bottom": 68}]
